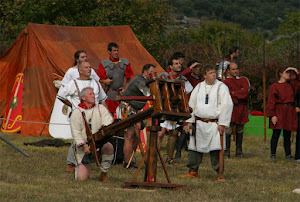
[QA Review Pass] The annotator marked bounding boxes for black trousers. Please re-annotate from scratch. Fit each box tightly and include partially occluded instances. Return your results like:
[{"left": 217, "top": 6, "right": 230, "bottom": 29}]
[{"left": 270, "top": 129, "right": 291, "bottom": 156}]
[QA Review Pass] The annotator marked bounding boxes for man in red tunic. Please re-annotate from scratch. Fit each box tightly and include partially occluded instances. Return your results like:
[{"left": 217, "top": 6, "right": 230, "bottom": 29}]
[
  {"left": 97, "top": 42, "right": 134, "bottom": 169},
  {"left": 223, "top": 63, "right": 249, "bottom": 158},
  {"left": 181, "top": 60, "right": 204, "bottom": 88},
  {"left": 97, "top": 42, "right": 134, "bottom": 114},
  {"left": 267, "top": 67, "right": 298, "bottom": 163}
]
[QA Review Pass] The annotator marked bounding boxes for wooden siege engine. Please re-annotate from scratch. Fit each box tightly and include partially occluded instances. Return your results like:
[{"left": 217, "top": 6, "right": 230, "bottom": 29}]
[
  {"left": 148, "top": 73, "right": 191, "bottom": 122},
  {"left": 88, "top": 72, "right": 191, "bottom": 189}
]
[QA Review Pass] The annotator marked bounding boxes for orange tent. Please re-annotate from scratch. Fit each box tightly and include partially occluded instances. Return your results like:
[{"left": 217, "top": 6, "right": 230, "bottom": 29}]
[{"left": 0, "top": 23, "right": 164, "bottom": 136}]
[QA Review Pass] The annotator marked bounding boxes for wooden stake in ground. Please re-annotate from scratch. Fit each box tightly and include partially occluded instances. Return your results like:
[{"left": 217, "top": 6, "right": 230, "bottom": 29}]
[
  {"left": 126, "top": 151, "right": 135, "bottom": 169},
  {"left": 263, "top": 71, "right": 267, "bottom": 142},
  {"left": 263, "top": 39, "right": 267, "bottom": 142},
  {"left": 218, "top": 131, "right": 225, "bottom": 181}
]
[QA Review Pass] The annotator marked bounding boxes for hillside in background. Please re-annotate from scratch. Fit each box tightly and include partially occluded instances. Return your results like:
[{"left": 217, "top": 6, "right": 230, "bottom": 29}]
[{"left": 170, "top": 0, "right": 299, "bottom": 38}]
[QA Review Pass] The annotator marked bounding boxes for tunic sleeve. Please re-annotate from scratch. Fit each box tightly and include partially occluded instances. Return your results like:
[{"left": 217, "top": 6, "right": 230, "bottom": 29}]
[
  {"left": 125, "top": 63, "right": 134, "bottom": 79},
  {"left": 70, "top": 109, "right": 86, "bottom": 147},
  {"left": 217, "top": 84, "right": 233, "bottom": 127},
  {"left": 137, "top": 80, "right": 150, "bottom": 96},
  {"left": 185, "top": 80, "right": 193, "bottom": 94},
  {"left": 95, "top": 80, "right": 107, "bottom": 102},
  {"left": 181, "top": 68, "right": 192, "bottom": 77},
  {"left": 266, "top": 85, "right": 277, "bottom": 117},
  {"left": 232, "top": 80, "right": 249, "bottom": 100},
  {"left": 97, "top": 63, "right": 108, "bottom": 79},
  {"left": 295, "top": 90, "right": 299, "bottom": 108},
  {"left": 91, "top": 68, "right": 100, "bottom": 82},
  {"left": 99, "top": 105, "right": 114, "bottom": 126},
  {"left": 57, "top": 82, "right": 75, "bottom": 100},
  {"left": 187, "top": 84, "right": 200, "bottom": 122},
  {"left": 291, "top": 74, "right": 300, "bottom": 95},
  {"left": 61, "top": 68, "right": 73, "bottom": 87}
]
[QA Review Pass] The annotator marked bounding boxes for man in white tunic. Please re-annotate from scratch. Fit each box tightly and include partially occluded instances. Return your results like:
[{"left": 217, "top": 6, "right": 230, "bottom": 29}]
[
  {"left": 70, "top": 87, "right": 114, "bottom": 182},
  {"left": 180, "top": 65, "right": 233, "bottom": 179},
  {"left": 57, "top": 61, "right": 107, "bottom": 109},
  {"left": 53, "top": 50, "right": 99, "bottom": 172},
  {"left": 157, "top": 56, "right": 193, "bottom": 165}
]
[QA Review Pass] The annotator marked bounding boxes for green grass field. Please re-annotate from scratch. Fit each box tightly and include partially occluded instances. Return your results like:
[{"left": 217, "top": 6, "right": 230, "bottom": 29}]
[{"left": 0, "top": 132, "right": 299, "bottom": 201}]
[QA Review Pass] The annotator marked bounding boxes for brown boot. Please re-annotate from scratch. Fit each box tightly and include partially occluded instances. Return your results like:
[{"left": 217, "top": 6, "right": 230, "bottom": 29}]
[
  {"left": 178, "top": 170, "right": 198, "bottom": 178},
  {"left": 99, "top": 172, "right": 109, "bottom": 183},
  {"left": 65, "top": 164, "right": 75, "bottom": 173}
]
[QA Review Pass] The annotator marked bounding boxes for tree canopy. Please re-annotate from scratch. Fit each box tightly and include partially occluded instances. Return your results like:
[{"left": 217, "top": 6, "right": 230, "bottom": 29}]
[
  {"left": 0, "top": 0, "right": 299, "bottom": 111},
  {"left": 0, "top": 0, "right": 172, "bottom": 48}
]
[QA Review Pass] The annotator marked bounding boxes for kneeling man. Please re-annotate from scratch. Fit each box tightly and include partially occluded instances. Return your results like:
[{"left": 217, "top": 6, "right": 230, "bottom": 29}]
[
  {"left": 180, "top": 65, "right": 233, "bottom": 179},
  {"left": 70, "top": 87, "right": 114, "bottom": 182}
]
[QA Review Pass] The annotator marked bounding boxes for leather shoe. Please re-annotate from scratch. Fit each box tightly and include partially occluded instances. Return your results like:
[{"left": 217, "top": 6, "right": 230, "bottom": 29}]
[
  {"left": 99, "top": 172, "right": 109, "bottom": 183},
  {"left": 179, "top": 170, "right": 198, "bottom": 178},
  {"left": 66, "top": 164, "right": 75, "bottom": 172}
]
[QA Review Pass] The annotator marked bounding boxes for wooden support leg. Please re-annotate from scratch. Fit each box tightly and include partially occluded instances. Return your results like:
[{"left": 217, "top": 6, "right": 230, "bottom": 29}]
[
  {"left": 291, "top": 131, "right": 295, "bottom": 143},
  {"left": 145, "top": 126, "right": 159, "bottom": 182},
  {"left": 135, "top": 125, "right": 145, "bottom": 157},
  {"left": 156, "top": 145, "right": 171, "bottom": 183},
  {"left": 124, "top": 123, "right": 185, "bottom": 189},
  {"left": 232, "top": 125, "right": 236, "bottom": 141}
]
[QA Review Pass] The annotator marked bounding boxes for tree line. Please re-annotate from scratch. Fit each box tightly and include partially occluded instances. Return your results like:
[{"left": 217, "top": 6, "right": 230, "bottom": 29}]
[{"left": 0, "top": 0, "right": 299, "bottom": 111}]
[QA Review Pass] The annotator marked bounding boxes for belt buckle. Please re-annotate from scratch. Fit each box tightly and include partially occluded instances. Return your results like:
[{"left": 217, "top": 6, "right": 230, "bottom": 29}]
[{"left": 203, "top": 118, "right": 210, "bottom": 122}]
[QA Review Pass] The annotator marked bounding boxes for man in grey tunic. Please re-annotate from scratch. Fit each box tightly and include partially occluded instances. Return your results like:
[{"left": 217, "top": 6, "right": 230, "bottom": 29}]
[{"left": 116, "top": 64, "right": 156, "bottom": 168}]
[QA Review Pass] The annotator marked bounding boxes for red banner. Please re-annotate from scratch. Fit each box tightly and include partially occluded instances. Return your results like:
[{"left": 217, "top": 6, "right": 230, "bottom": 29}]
[{"left": 1, "top": 73, "right": 24, "bottom": 133}]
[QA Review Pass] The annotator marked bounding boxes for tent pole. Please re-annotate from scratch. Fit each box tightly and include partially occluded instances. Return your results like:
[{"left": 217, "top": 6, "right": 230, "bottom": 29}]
[
  {"left": 263, "top": 39, "right": 267, "bottom": 142},
  {"left": 39, "top": 105, "right": 54, "bottom": 136}
]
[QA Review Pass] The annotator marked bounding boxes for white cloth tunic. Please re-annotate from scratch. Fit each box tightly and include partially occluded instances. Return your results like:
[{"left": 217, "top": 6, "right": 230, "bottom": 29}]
[
  {"left": 70, "top": 104, "right": 113, "bottom": 164},
  {"left": 61, "top": 67, "right": 100, "bottom": 87},
  {"left": 187, "top": 80, "right": 233, "bottom": 153},
  {"left": 57, "top": 78, "right": 107, "bottom": 109}
]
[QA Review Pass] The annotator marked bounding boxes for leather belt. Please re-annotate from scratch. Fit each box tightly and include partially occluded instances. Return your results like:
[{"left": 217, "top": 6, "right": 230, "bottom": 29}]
[
  {"left": 109, "top": 88, "right": 122, "bottom": 92},
  {"left": 276, "top": 102, "right": 293, "bottom": 106},
  {"left": 196, "top": 116, "right": 218, "bottom": 123}
]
